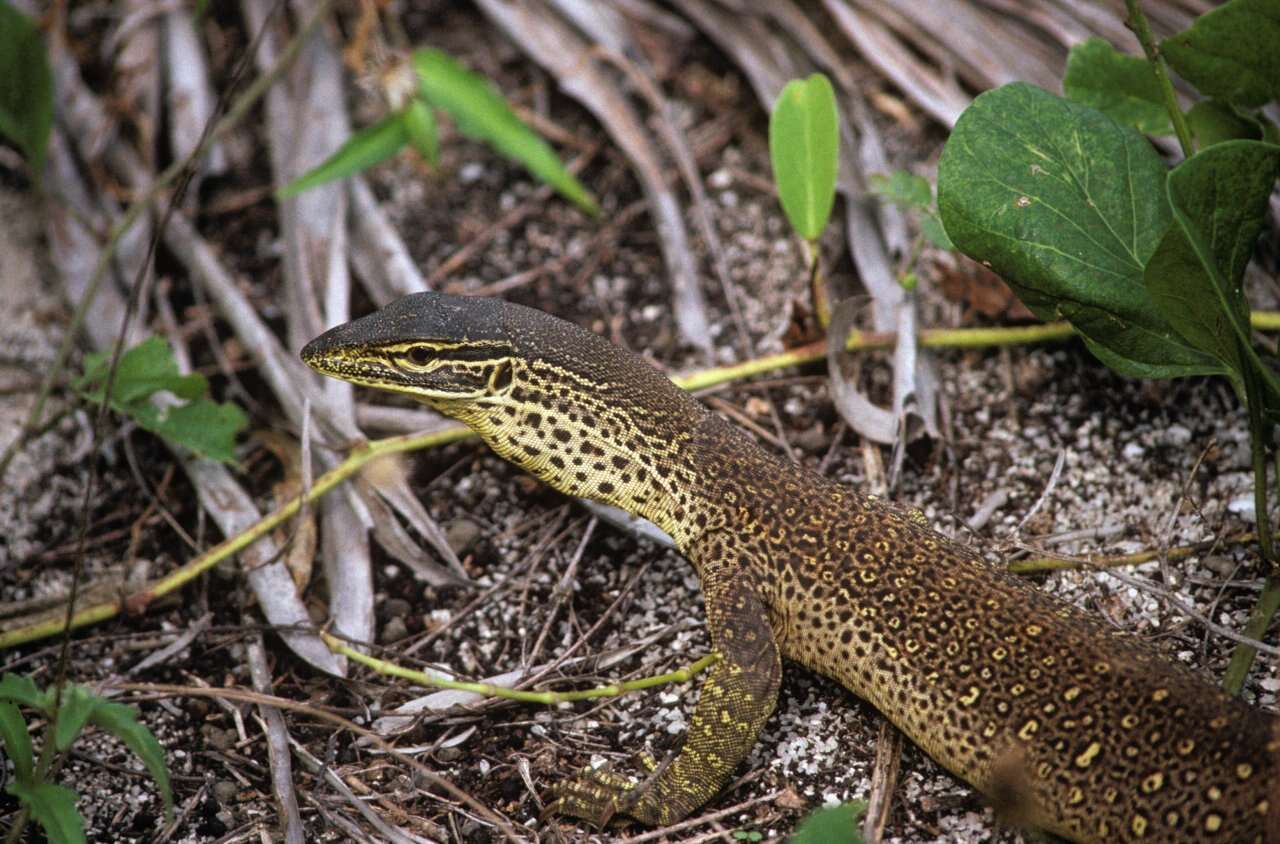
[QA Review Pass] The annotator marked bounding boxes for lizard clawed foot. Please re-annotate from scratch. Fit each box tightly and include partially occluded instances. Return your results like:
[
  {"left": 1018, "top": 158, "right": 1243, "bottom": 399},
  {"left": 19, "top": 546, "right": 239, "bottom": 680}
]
[{"left": 545, "top": 753, "right": 669, "bottom": 827}]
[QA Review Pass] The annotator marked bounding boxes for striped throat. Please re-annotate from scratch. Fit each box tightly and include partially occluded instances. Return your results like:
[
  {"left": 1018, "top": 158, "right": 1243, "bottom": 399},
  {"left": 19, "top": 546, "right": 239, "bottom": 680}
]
[{"left": 301, "top": 292, "right": 714, "bottom": 550}]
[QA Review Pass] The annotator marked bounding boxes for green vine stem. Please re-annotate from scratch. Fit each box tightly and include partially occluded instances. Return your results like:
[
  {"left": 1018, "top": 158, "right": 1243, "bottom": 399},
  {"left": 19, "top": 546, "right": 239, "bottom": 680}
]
[
  {"left": 6, "top": 313, "right": 1280, "bottom": 650},
  {"left": 1223, "top": 576, "right": 1280, "bottom": 694},
  {"left": 1124, "top": 0, "right": 1194, "bottom": 158},
  {"left": 1220, "top": 361, "right": 1279, "bottom": 694},
  {"left": 1008, "top": 531, "right": 1256, "bottom": 574},
  {"left": 321, "top": 631, "right": 718, "bottom": 704}
]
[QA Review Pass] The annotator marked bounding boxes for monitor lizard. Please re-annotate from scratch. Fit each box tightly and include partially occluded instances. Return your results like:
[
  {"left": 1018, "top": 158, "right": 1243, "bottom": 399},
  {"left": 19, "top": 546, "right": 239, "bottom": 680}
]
[{"left": 302, "top": 291, "right": 1279, "bottom": 842}]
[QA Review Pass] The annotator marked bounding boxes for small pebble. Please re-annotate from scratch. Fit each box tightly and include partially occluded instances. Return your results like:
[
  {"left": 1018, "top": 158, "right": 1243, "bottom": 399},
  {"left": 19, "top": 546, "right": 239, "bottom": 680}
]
[
  {"left": 445, "top": 518, "right": 483, "bottom": 555},
  {"left": 212, "top": 780, "right": 238, "bottom": 804},
  {"left": 383, "top": 597, "right": 411, "bottom": 619},
  {"left": 381, "top": 616, "right": 409, "bottom": 643}
]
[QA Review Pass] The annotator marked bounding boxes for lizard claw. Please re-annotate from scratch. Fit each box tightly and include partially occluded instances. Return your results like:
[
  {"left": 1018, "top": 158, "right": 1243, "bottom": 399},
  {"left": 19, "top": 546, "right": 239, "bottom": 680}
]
[{"left": 546, "top": 756, "right": 666, "bottom": 827}]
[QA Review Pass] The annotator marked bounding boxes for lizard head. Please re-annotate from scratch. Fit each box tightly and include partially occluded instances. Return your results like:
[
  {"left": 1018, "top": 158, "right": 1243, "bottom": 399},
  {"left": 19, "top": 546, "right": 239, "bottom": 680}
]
[
  {"left": 301, "top": 292, "right": 518, "bottom": 410},
  {"left": 302, "top": 292, "right": 709, "bottom": 539}
]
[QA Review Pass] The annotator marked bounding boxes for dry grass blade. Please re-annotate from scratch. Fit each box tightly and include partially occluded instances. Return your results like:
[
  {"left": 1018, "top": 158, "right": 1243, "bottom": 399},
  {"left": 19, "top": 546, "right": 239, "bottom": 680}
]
[
  {"left": 861, "top": 720, "right": 903, "bottom": 843},
  {"left": 348, "top": 176, "right": 429, "bottom": 304},
  {"left": 247, "top": 637, "right": 306, "bottom": 844},
  {"left": 823, "top": 0, "right": 968, "bottom": 127},
  {"left": 861, "top": 0, "right": 1063, "bottom": 93},
  {"left": 472, "top": 0, "right": 715, "bottom": 355},
  {"left": 163, "top": 8, "right": 228, "bottom": 192}
]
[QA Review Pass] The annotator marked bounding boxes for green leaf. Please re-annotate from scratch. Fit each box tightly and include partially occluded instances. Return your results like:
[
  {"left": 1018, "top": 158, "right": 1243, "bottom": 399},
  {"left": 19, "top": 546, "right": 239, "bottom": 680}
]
[
  {"left": 7, "top": 782, "right": 86, "bottom": 844},
  {"left": 1062, "top": 37, "right": 1172, "bottom": 135},
  {"left": 769, "top": 74, "right": 840, "bottom": 241},
  {"left": 1146, "top": 140, "right": 1280, "bottom": 401},
  {"left": 0, "top": 673, "right": 50, "bottom": 711},
  {"left": 413, "top": 48, "right": 598, "bottom": 215},
  {"left": 74, "top": 337, "right": 247, "bottom": 463},
  {"left": 277, "top": 113, "right": 408, "bottom": 199},
  {"left": 0, "top": 2, "right": 53, "bottom": 178},
  {"left": 403, "top": 99, "right": 439, "bottom": 165},
  {"left": 919, "top": 213, "right": 954, "bottom": 250},
  {"left": 1186, "top": 100, "right": 1263, "bottom": 148},
  {"left": 78, "top": 337, "right": 207, "bottom": 406},
  {"left": 0, "top": 702, "right": 34, "bottom": 783},
  {"left": 89, "top": 700, "right": 173, "bottom": 818},
  {"left": 790, "top": 801, "right": 867, "bottom": 844},
  {"left": 144, "top": 398, "right": 248, "bottom": 464},
  {"left": 868, "top": 170, "right": 932, "bottom": 209},
  {"left": 53, "top": 686, "right": 97, "bottom": 752},
  {"left": 937, "top": 82, "right": 1222, "bottom": 379},
  {"left": 1161, "top": 0, "right": 1280, "bottom": 108}
]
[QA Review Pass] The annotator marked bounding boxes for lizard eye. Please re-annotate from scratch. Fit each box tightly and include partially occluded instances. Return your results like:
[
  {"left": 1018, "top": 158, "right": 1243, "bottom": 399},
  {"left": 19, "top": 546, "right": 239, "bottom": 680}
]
[{"left": 407, "top": 346, "right": 433, "bottom": 366}]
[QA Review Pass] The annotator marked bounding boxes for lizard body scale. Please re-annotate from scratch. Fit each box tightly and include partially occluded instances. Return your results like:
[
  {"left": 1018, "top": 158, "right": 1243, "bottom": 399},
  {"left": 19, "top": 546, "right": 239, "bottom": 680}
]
[{"left": 302, "top": 292, "right": 1279, "bottom": 842}]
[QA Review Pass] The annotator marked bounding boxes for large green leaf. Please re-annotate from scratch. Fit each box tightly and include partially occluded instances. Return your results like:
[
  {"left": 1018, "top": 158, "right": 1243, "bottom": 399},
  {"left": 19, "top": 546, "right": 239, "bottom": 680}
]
[
  {"left": 938, "top": 82, "right": 1222, "bottom": 379},
  {"left": 769, "top": 74, "right": 840, "bottom": 241},
  {"left": 1161, "top": 0, "right": 1280, "bottom": 108},
  {"left": 277, "top": 113, "right": 408, "bottom": 199},
  {"left": 0, "top": 2, "right": 52, "bottom": 179},
  {"left": 7, "top": 782, "right": 85, "bottom": 844},
  {"left": 1146, "top": 140, "right": 1280, "bottom": 405},
  {"left": 1187, "top": 100, "right": 1264, "bottom": 148},
  {"left": 1063, "top": 37, "right": 1172, "bottom": 135},
  {"left": 89, "top": 699, "right": 173, "bottom": 818},
  {"left": 413, "top": 48, "right": 598, "bottom": 215},
  {"left": 0, "top": 702, "right": 33, "bottom": 783}
]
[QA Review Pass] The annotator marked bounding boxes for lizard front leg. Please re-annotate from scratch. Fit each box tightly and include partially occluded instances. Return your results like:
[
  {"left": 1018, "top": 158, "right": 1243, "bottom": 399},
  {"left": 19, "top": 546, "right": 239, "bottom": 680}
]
[{"left": 553, "top": 571, "right": 782, "bottom": 826}]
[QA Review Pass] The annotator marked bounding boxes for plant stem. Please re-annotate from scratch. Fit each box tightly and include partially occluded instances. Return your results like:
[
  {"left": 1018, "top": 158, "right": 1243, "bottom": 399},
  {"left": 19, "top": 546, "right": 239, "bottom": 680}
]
[
  {"left": 1008, "top": 531, "right": 1257, "bottom": 574},
  {"left": 1222, "top": 382, "right": 1280, "bottom": 694},
  {"left": 321, "top": 631, "right": 718, "bottom": 703},
  {"left": 1223, "top": 576, "right": 1280, "bottom": 695},
  {"left": 803, "top": 239, "right": 831, "bottom": 329},
  {"left": 1124, "top": 0, "right": 1194, "bottom": 158}
]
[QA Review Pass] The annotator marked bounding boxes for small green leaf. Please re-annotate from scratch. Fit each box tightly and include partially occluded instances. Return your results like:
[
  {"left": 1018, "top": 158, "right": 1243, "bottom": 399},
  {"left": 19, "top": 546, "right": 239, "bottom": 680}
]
[
  {"left": 404, "top": 99, "right": 439, "bottom": 165},
  {"left": 74, "top": 337, "right": 247, "bottom": 464},
  {"left": 1186, "top": 100, "right": 1263, "bottom": 148},
  {"left": 89, "top": 700, "right": 173, "bottom": 818},
  {"left": 277, "top": 113, "right": 408, "bottom": 199},
  {"left": 1161, "top": 0, "right": 1280, "bottom": 108},
  {"left": 770, "top": 74, "right": 840, "bottom": 241},
  {"left": 919, "top": 213, "right": 954, "bottom": 250},
  {"left": 0, "top": 673, "right": 50, "bottom": 711},
  {"left": 1146, "top": 140, "right": 1280, "bottom": 402},
  {"left": 938, "top": 82, "right": 1222, "bottom": 379},
  {"left": 790, "top": 801, "right": 868, "bottom": 844},
  {"left": 868, "top": 170, "right": 932, "bottom": 210},
  {"left": 53, "top": 686, "right": 97, "bottom": 752},
  {"left": 0, "top": 2, "right": 53, "bottom": 178},
  {"left": 1062, "top": 37, "right": 1172, "bottom": 135},
  {"left": 0, "top": 702, "right": 34, "bottom": 783},
  {"left": 7, "top": 782, "right": 86, "bottom": 844},
  {"left": 413, "top": 48, "right": 598, "bottom": 215},
  {"left": 145, "top": 398, "right": 248, "bottom": 464},
  {"left": 78, "top": 337, "right": 207, "bottom": 405}
]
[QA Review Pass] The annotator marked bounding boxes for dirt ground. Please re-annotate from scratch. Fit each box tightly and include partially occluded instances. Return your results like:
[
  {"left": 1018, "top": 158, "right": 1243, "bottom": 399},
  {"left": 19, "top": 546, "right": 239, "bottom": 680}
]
[{"left": 1, "top": 3, "right": 1277, "bottom": 843}]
